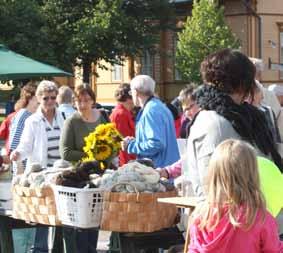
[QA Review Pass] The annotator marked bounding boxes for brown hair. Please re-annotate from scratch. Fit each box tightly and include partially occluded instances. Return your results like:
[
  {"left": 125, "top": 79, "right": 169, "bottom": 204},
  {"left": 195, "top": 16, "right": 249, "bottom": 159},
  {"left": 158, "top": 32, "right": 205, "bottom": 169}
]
[
  {"left": 200, "top": 49, "right": 256, "bottom": 99},
  {"left": 114, "top": 83, "right": 132, "bottom": 102},
  {"left": 16, "top": 83, "right": 37, "bottom": 108},
  {"left": 74, "top": 83, "right": 96, "bottom": 103},
  {"left": 193, "top": 139, "right": 265, "bottom": 231}
]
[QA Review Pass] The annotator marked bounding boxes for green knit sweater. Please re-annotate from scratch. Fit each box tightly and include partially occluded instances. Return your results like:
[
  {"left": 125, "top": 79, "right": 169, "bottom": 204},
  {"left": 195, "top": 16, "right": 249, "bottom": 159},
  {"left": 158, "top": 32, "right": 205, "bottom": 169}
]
[{"left": 59, "top": 111, "right": 107, "bottom": 162}]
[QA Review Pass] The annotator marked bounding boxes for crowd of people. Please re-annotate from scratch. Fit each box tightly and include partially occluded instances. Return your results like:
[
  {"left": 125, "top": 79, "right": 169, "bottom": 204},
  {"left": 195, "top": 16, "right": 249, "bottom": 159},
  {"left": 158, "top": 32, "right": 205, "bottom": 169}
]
[{"left": 0, "top": 48, "right": 283, "bottom": 252}]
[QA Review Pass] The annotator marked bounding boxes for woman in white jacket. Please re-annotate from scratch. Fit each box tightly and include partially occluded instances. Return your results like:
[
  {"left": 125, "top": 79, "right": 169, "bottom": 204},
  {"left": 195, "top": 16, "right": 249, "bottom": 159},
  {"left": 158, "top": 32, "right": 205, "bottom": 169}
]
[{"left": 10, "top": 80, "right": 64, "bottom": 253}]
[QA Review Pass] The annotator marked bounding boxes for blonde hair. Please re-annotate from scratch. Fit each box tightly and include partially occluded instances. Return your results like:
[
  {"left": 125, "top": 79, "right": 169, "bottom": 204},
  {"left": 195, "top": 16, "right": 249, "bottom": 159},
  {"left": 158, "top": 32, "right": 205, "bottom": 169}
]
[{"left": 194, "top": 139, "right": 265, "bottom": 231}]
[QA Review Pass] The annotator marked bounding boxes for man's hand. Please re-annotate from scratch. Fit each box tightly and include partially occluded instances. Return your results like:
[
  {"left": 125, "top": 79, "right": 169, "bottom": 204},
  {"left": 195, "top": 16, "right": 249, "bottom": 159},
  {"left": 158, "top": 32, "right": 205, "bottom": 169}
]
[{"left": 121, "top": 136, "right": 135, "bottom": 151}]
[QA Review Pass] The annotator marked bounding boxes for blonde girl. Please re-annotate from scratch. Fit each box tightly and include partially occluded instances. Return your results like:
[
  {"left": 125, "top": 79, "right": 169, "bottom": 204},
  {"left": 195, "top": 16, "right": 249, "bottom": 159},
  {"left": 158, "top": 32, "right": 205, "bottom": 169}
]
[{"left": 189, "top": 139, "right": 283, "bottom": 253}]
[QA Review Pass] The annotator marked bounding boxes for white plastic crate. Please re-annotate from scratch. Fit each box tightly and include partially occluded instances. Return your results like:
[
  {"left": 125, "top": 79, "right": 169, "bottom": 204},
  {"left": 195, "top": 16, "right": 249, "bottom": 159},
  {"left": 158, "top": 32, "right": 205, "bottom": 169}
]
[{"left": 52, "top": 185, "right": 103, "bottom": 228}]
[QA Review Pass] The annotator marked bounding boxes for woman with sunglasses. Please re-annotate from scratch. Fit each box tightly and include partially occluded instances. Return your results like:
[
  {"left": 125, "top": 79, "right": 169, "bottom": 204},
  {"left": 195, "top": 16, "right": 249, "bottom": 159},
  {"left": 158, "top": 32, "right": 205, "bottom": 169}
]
[{"left": 10, "top": 80, "right": 64, "bottom": 253}]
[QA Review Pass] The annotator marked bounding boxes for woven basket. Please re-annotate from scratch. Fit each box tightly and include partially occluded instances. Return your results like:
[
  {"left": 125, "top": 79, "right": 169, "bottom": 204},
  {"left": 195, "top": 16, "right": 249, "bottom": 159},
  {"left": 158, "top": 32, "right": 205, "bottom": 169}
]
[
  {"left": 12, "top": 185, "right": 61, "bottom": 226},
  {"left": 100, "top": 183, "right": 178, "bottom": 232}
]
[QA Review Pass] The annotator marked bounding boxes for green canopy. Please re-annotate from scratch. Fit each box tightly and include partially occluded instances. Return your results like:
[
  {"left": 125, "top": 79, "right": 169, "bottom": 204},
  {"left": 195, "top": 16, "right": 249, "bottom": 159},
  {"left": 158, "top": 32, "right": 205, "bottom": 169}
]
[{"left": 0, "top": 44, "right": 72, "bottom": 81}]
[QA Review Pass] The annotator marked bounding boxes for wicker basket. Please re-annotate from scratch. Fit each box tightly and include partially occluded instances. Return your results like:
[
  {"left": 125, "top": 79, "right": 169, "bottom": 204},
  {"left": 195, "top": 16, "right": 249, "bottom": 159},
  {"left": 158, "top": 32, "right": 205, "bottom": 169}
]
[
  {"left": 12, "top": 185, "right": 61, "bottom": 226},
  {"left": 100, "top": 183, "right": 178, "bottom": 232}
]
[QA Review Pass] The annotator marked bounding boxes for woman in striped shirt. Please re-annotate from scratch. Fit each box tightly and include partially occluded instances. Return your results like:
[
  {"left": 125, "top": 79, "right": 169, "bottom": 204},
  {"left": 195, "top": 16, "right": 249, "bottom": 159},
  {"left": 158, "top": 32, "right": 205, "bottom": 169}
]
[
  {"left": 10, "top": 80, "right": 64, "bottom": 253},
  {"left": 9, "top": 83, "right": 38, "bottom": 175}
]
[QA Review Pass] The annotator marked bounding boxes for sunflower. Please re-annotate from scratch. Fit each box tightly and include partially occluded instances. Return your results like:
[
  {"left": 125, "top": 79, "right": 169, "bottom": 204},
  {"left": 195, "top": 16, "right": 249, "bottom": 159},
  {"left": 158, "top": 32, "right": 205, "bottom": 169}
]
[
  {"left": 82, "top": 123, "right": 122, "bottom": 163},
  {"left": 95, "top": 144, "right": 112, "bottom": 161}
]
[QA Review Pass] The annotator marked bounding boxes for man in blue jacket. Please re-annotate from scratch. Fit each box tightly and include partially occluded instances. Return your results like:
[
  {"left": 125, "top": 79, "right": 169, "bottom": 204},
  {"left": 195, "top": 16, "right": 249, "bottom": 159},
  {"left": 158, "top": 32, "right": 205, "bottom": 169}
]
[{"left": 121, "top": 75, "right": 180, "bottom": 168}]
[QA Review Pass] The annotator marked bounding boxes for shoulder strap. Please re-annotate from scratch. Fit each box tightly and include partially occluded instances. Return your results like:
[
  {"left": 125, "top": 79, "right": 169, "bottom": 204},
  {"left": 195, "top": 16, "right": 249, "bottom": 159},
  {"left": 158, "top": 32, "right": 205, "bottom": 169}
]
[{"left": 61, "top": 112, "right": 66, "bottom": 120}]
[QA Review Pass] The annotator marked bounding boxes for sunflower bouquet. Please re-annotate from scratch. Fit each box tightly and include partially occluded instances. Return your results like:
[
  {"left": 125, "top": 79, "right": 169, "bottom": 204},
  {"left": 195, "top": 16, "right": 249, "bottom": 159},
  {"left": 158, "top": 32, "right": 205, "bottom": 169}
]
[{"left": 82, "top": 123, "right": 123, "bottom": 167}]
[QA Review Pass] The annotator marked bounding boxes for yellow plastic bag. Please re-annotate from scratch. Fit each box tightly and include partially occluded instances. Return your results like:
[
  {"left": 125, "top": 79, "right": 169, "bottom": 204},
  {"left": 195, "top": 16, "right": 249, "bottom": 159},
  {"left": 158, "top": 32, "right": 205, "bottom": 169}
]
[{"left": 257, "top": 156, "right": 283, "bottom": 217}]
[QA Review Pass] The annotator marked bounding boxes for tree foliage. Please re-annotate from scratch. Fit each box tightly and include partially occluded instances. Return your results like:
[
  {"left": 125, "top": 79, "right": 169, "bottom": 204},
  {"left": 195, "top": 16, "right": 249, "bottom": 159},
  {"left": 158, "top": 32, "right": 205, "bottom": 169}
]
[
  {"left": 0, "top": 0, "right": 173, "bottom": 82},
  {"left": 176, "top": 0, "right": 240, "bottom": 84},
  {"left": 0, "top": 0, "right": 56, "bottom": 65}
]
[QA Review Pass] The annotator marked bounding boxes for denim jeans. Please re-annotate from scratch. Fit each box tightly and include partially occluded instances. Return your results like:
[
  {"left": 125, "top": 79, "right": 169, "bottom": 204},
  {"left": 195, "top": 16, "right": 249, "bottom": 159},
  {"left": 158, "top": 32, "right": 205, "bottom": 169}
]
[
  {"left": 12, "top": 228, "right": 36, "bottom": 253},
  {"left": 63, "top": 227, "right": 98, "bottom": 253},
  {"left": 31, "top": 227, "right": 49, "bottom": 253}
]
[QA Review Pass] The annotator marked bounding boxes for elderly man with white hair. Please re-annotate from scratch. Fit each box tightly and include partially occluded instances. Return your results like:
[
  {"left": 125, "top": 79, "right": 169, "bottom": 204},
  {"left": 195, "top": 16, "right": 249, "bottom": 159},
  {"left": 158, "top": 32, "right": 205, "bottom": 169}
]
[
  {"left": 121, "top": 75, "right": 180, "bottom": 168},
  {"left": 57, "top": 85, "right": 76, "bottom": 119}
]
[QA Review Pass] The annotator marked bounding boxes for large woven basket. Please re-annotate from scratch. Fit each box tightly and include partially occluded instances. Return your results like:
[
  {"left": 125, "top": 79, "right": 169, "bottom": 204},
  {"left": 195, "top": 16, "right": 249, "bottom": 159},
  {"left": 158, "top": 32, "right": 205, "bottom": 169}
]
[
  {"left": 100, "top": 183, "right": 178, "bottom": 232},
  {"left": 12, "top": 185, "right": 61, "bottom": 226}
]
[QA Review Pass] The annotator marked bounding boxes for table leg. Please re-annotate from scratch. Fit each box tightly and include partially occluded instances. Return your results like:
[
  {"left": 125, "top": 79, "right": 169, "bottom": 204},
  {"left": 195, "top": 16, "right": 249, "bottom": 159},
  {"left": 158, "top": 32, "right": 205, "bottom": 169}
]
[
  {"left": 183, "top": 208, "right": 193, "bottom": 253},
  {"left": 0, "top": 215, "right": 14, "bottom": 253}
]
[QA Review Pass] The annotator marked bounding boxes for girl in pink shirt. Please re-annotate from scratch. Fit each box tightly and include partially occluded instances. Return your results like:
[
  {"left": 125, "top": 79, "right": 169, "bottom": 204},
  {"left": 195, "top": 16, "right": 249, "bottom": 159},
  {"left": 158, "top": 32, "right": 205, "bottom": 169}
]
[{"left": 189, "top": 139, "right": 283, "bottom": 253}]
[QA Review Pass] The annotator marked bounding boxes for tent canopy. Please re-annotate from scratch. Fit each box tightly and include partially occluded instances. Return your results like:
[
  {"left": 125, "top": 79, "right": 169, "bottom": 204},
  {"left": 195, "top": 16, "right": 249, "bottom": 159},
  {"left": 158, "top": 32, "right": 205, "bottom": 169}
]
[{"left": 0, "top": 44, "right": 72, "bottom": 81}]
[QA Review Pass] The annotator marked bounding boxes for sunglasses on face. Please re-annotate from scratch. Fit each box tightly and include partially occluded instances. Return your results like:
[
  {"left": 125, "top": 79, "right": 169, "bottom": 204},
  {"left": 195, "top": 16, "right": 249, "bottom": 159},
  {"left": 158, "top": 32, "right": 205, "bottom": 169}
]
[
  {"left": 42, "top": 96, "right": 56, "bottom": 101},
  {"left": 184, "top": 103, "right": 195, "bottom": 111}
]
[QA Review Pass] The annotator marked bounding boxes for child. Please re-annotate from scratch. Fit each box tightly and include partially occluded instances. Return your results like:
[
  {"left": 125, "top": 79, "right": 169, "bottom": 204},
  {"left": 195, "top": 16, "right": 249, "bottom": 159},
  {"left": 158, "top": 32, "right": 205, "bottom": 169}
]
[{"left": 189, "top": 139, "right": 283, "bottom": 253}]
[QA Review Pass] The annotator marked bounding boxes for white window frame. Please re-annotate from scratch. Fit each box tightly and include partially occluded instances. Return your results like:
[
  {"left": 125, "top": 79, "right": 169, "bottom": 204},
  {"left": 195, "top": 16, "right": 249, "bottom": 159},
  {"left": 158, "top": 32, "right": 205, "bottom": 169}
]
[
  {"left": 112, "top": 63, "right": 122, "bottom": 82},
  {"left": 140, "top": 50, "right": 154, "bottom": 77},
  {"left": 174, "top": 35, "right": 182, "bottom": 81}
]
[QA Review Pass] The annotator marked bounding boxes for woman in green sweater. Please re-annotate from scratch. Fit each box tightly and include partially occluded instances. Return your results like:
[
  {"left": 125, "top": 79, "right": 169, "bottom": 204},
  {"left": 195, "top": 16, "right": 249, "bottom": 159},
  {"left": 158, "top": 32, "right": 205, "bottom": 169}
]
[{"left": 59, "top": 83, "right": 107, "bottom": 253}]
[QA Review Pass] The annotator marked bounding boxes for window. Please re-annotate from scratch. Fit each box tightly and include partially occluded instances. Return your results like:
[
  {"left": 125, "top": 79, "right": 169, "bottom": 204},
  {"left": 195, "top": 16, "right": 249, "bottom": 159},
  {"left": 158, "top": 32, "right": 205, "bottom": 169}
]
[
  {"left": 280, "top": 32, "right": 283, "bottom": 79},
  {"left": 141, "top": 51, "right": 153, "bottom": 77},
  {"left": 112, "top": 63, "right": 122, "bottom": 81},
  {"left": 174, "top": 35, "right": 182, "bottom": 81}
]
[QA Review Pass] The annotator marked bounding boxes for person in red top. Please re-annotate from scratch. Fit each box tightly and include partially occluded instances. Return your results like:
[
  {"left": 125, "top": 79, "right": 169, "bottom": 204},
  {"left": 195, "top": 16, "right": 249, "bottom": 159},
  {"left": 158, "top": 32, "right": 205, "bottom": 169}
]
[
  {"left": 0, "top": 100, "right": 22, "bottom": 155},
  {"left": 110, "top": 83, "right": 136, "bottom": 165}
]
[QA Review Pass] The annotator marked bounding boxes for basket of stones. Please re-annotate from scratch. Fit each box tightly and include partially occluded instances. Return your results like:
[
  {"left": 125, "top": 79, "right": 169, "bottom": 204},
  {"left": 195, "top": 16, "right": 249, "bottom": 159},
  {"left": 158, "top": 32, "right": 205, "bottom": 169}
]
[{"left": 97, "top": 161, "right": 178, "bottom": 232}]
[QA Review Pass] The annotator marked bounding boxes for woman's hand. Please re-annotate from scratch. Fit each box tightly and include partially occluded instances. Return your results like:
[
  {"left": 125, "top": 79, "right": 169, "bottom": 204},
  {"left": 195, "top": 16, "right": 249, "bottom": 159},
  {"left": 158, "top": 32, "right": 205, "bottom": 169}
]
[
  {"left": 10, "top": 151, "right": 20, "bottom": 161},
  {"left": 156, "top": 168, "right": 169, "bottom": 179}
]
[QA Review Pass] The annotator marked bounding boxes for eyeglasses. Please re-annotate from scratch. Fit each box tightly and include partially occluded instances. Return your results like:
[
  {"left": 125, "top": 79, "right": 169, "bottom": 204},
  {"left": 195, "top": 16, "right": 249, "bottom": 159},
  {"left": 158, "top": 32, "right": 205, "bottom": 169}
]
[
  {"left": 42, "top": 96, "right": 56, "bottom": 101},
  {"left": 184, "top": 103, "right": 195, "bottom": 111}
]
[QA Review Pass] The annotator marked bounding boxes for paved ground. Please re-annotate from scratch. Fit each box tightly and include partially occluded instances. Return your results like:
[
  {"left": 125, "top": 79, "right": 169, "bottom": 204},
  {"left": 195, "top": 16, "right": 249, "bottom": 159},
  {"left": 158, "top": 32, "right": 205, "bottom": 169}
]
[{"left": 97, "top": 231, "right": 111, "bottom": 252}]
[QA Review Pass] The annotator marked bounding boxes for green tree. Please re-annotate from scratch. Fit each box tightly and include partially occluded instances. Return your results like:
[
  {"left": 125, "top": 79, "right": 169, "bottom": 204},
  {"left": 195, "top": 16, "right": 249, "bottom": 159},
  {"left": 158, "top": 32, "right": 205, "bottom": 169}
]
[
  {"left": 0, "top": 0, "right": 172, "bottom": 82},
  {"left": 41, "top": 0, "right": 173, "bottom": 82},
  {"left": 176, "top": 0, "right": 240, "bottom": 84},
  {"left": 0, "top": 0, "right": 57, "bottom": 66}
]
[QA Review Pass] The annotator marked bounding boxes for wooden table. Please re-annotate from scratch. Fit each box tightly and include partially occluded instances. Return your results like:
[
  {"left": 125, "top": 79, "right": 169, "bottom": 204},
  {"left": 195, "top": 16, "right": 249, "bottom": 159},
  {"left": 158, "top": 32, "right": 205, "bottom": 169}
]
[
  {"left": 158, "top": 196, "right": 203, "bottom": 253},
  {"left": 157, "top": 196, "right": 202, "bottom": 209}
]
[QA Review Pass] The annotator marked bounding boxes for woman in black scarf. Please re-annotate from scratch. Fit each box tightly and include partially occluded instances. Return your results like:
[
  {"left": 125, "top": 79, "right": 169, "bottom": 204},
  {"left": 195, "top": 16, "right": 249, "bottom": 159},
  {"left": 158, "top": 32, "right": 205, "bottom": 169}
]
[{"left": 188, "top": 48, "right": 282, "bottom": 197}]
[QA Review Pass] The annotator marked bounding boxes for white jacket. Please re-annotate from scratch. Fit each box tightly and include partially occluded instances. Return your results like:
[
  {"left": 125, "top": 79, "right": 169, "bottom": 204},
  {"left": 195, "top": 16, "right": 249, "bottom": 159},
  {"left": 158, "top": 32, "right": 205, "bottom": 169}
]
[{"left": 14, "top": 108, "right": 64, "bottom": 172}]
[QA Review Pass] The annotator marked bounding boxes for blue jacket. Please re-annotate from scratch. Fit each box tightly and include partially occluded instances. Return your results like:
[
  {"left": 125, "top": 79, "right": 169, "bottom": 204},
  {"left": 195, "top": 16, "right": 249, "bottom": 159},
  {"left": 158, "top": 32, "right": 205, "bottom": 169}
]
[{"left": 127, "top": 97, "right": 180, "bottom": 167}]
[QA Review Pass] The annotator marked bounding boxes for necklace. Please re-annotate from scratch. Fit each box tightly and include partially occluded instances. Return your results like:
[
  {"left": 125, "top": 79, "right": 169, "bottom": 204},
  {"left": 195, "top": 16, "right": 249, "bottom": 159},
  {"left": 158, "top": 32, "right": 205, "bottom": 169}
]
[{"left": 81, "top": 110, "right": 96, "bottom": 122}]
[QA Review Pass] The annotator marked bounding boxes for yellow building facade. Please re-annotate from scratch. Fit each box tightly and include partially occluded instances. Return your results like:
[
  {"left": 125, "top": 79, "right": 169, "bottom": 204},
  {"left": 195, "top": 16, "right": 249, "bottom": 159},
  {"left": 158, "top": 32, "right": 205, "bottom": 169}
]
[{"left": 87, "top": 0, "right": 283, "bottom": 103}]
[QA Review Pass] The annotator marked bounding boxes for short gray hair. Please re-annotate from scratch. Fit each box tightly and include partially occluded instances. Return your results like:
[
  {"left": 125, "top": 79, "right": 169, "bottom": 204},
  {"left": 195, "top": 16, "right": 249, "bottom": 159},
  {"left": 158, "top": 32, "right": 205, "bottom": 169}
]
[
  {"left": 130, "top": 75, "right": 155, "bottom": 96},
  {"left": 249, "top": 57, "right": 264, "bottom": 72},
  {"left": 36, "top": 80, "right": 58, "bottom": 97},
  {"left": 57, "top": 85, "right": 73, "bottom": 104}
]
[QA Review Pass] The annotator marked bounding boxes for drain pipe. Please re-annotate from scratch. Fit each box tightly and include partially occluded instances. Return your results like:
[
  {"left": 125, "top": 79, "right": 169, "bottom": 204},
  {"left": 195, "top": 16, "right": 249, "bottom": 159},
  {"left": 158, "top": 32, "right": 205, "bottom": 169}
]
[{"left": 241, "top": 0, "right": 262, "bottom": 58}]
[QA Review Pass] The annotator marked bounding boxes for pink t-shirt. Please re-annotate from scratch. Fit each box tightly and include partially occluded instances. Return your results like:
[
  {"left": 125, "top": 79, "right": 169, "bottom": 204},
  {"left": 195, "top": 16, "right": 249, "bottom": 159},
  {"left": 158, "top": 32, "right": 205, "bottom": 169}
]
[{"left": 189, "top": 209, "right": 283, "bottom": 253}]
